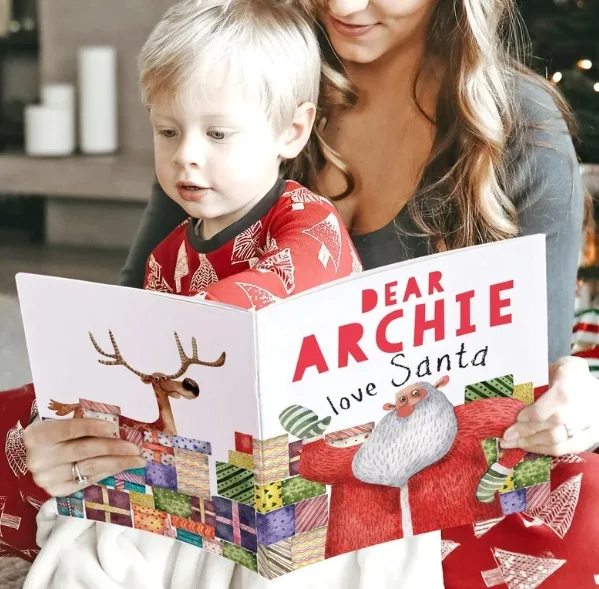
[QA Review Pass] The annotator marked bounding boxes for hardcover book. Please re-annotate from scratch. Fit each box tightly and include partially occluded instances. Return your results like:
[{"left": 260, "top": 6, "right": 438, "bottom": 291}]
[{"left": 16, "top": 234, "right": 550, "bottom": 579}]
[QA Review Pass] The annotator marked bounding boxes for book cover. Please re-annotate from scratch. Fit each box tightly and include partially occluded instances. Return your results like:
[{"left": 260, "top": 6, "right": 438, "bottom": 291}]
[{"left": 16, "top": 234, "right": 549, "bottom": 579}]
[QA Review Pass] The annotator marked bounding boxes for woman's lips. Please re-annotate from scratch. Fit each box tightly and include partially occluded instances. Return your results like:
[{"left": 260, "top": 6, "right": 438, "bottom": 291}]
[{"left": 328, "top": 16, "right": 377, "bottom": 38}]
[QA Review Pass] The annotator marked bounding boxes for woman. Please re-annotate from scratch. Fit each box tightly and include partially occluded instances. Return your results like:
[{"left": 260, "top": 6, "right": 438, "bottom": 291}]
[{"left": 9, "top": 0, "right": 599, "bottom": 587}]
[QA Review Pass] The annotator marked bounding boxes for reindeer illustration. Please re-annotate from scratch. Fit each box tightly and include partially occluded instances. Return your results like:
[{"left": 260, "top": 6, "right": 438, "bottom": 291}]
[{"left": 48, "top": 330, "right": 226, "bottom": 435}]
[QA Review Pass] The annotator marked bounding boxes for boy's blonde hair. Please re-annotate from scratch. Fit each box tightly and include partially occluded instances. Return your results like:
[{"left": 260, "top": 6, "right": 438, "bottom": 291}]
[{"left": 138, "top": 0, "right": 321, "bottom": 133}]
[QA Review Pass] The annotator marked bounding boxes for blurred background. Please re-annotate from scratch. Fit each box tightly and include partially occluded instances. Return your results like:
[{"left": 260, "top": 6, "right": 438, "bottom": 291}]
[{"left": 0, "top": 0, "right": 598, "bottom": 392}]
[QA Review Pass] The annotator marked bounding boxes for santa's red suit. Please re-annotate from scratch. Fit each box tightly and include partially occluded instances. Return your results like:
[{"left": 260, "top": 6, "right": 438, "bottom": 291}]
[{"left": 300, "top": 397, "right": 531, "bottom": 557}]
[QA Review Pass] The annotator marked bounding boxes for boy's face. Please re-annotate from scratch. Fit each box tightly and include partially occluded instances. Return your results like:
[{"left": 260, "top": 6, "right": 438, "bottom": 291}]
[{"left": 150, "top": 67, "right": 284, "bottom": 232}]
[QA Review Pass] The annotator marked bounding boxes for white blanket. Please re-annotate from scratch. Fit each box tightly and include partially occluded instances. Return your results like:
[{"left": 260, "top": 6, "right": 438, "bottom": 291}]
[{"left": 24, "top": 499, "right": 444, "bottom": 589}]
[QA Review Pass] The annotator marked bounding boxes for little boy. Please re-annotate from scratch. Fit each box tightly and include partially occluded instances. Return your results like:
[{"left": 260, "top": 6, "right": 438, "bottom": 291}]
[{"left": 138, "top": 0, "right": 361, "bottom": 308}]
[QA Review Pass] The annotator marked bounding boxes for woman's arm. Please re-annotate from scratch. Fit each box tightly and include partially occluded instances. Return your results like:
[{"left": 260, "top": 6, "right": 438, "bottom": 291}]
[
  {"left": 120, "top": 179, "right": 187, "bottom": 288},
  {"left": 510, "top": 79, "right": 584, "bottom": 364}
]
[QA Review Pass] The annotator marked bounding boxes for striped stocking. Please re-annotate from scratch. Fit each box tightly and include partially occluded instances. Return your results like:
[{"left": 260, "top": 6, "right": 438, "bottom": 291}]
[{"left": 476, "top": 462, "right": 513, "bottom": 503}]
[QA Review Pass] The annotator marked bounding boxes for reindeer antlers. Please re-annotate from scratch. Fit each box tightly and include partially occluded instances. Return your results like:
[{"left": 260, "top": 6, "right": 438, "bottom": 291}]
[
  {"left": 89, "top": 330, "right": 226, "bottom": 380},
  {"left": 89, "top": 330, "right": 152, "bottom": 379},
  {"left": 166, "top": 332, "right": 226, "bottom": 379}
]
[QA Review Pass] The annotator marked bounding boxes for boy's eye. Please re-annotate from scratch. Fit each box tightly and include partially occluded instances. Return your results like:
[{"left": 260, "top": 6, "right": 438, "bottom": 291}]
[
  {"left": 208, "top": 130, "right": 230, "bottom": 140},
  {"left": 159, "top": 129, "right": 177, "bottom": 138}
]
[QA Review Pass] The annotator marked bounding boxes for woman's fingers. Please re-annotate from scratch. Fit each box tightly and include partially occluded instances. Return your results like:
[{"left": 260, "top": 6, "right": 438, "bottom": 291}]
[
  {"left": 23, "top": 417, "right": 117, "bottom": 447},
  {"left": 38, "top": 454, "right": 147, "bottom": 498},
  {"left": 28, "top": 435, "right": 142, "bottom": 473}
]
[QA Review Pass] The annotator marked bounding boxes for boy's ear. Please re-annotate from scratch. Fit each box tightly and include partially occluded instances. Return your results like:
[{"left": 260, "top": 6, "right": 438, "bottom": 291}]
[{"left": 278, "top": 102, "right": 316, "bottom": 160}]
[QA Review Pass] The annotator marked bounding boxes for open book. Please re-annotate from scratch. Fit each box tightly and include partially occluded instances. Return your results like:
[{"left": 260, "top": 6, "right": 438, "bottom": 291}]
[{"left": 16, "top": 234, "right": 550, "bottom": 579}]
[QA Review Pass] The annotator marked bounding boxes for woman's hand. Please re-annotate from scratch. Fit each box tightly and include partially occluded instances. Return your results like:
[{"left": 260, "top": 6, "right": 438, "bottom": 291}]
[
  {"left": 501, "top": 356, "right": 599, "bottom": 456},
  {"left": 24, "top": 418, "right": 146, "bottom": 498}
]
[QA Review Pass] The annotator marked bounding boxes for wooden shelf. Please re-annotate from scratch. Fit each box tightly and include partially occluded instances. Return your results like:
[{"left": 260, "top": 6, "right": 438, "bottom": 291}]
[{"left": 0, "top": 151, "right": 155, "bottom": 202}]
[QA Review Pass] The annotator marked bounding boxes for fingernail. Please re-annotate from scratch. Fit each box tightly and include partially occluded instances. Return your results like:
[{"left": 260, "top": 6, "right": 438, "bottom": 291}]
[
  {"left": 503, "top": 428, "right": 519, "bottom": 442},
  {"left": 500, "top": 439, "right": 518, "bottom": 449}
]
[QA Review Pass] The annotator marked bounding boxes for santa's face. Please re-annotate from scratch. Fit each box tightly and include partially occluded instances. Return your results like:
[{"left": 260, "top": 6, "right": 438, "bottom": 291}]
[{"left": 351, "top": 381, "right": 458, "bottom": 487}]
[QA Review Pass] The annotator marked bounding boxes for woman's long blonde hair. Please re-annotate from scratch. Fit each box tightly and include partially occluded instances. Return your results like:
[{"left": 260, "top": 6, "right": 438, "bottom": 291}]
[{"left": 286, "top": 0, "right": 581, "bottom": 253}]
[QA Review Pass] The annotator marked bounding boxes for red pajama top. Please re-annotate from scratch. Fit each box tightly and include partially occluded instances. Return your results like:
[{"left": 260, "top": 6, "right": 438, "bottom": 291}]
[{"left": 143, "top": 179, "right": 362, "bottom": 307}]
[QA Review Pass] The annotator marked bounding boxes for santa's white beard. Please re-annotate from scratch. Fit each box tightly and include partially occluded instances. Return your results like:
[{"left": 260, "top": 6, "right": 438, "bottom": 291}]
[{"left": 351, "top": 386, "right": 459, "bottom": 488}]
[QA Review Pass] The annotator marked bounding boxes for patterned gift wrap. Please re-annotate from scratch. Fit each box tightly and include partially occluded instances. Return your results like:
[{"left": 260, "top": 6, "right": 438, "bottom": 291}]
[
  {"left": 203, "top": 538, "right": 224, "bottom": 555},
  {"left": 214, "top": 497, "right": 257, "bottom": 553},
  {"left": 294, "top": 495, "right": 328, "bottom": 534},
  {"left": 282, "top": 476, "right": 326, "bottom": 506},
  {"left": 499, "top": 488, "right": 527, "bottom": 515},
  {"left": 498, "top": 474, "right": 515, "bottom": 494},
  {"left": 170, "top": 514, "right": 215, "bottom": 540},
  {"left": 324, "top": 422, "right": 375, "bottom": 444},
  {"left": 84, "top": 486, "right": 133, "bottom": 527},
  {"left": 56, "top": 490, "right": 84, "bottom": 518},
  {"left": 291, "top": 527, "right": 326, "bottom": 570},
  {"left": 513, "top": 382, "right": 534, "bottom": 405},
  {"left": 258, "top": 538, "right": 292, "bottom": 579},
  {"left": 143, "top": 430, "right": 174, "bottom": 447},
  {"left": 132, "top": 504, "right": 167, "bottom": 534},
  {"left": 142, "top": 441, "right": 175, "bottom": 466},
  {"left": 172, "top": 435, "right": 212, "bottom": 455},
  {"left": 175, "top": 449, "right": 210, "bottom": 498},
  {"left": 129, "top": 491, "right": 155, "bottom": 509},
  {"left": 191, "top": 496, "right": 216, "bottom": 528},
  {"left": 229, "top": 449, "right": 254, "bottom": 470},
  {"left": 513, "top": 456, "right": 551, "bottom": 489},
  {"left": 464, "top": 374, "right": 514, "bottom": 402},
  {"left": 80, "top": 399, "right": 121, "bottom": 415},
  {"left": 153, "top": 487, "right": 192, "bottom": 518},
  {"left": 176, "top": 527, "right": 204, "bottom": 548},
  {"left": 256, "top": 504, "right": 295, "bottom": 546},
  {"left": 525, "top": 481, "right": 551, "bottom": 511},
  {"left": 115, "top": 467, "right": 146, "bottom": 486},
  {"left": 253, "top": 434, "right": 289, "bottom": 486},
  {"left": 146, "top": 462, "right": 178, "bottom": 491},
  {"left": 120, "top": 424, "right": 144, "bottom": 448},
  {"left": 255, "top": 481, "right": 283, "bottom": 515},
  {"left": 82, "top": 410, "right": 119, "bottom": 438},
  {"left": 223, "top": 542, "right": 258, "bottom": 573},
  {"left": 288, "top": 440, "right": 303, "bottom": 477},
  {"left": 235, "top": 432, "right": 253, "bottom": 455},
  {"left": 216, "top": 462, "right": 254, "bottom": 505}
]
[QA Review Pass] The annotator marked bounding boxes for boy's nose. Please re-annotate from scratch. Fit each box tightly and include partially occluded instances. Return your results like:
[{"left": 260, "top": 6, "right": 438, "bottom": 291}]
[{"left": 173, "top": 140, "right": 205, "bottom": 168}]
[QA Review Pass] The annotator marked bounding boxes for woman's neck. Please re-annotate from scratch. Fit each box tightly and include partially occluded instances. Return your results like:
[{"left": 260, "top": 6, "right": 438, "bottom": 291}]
[{"left": 342, "top": 41, "right": 440, "bottom": 119}]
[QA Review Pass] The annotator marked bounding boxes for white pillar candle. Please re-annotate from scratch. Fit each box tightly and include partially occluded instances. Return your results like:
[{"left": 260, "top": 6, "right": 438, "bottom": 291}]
[
  {"left": 41, "top": 83, "right": 75, "bottom": 111},
  {"left": 78, "top": 45, "right": 118, "bottom": 154},
  {"left": 25, "top": 105, "right": 75, "bottom": 156}
]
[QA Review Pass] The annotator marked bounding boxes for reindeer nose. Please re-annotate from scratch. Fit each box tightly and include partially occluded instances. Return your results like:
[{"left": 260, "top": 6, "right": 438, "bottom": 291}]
[{"left": 183, "top": 378, "right": 200, "bottom": 397}]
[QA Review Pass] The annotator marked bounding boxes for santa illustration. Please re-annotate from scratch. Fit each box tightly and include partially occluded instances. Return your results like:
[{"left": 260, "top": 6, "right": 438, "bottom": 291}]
[{"left": 296, "top": 376, "right": 528, "bottom": 558}]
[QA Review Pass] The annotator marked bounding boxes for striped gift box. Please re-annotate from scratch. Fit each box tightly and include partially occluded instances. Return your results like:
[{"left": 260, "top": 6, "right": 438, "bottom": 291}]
[
  {"left": 214, "top": 497, "right": 257, "bottom": 553},
  {"left": 525, "top": 481, "right": 551, "bottom": 512},
  {"left": 120, "top": 425, "right": 144, "bottom": 448},
  {"left": 324, "top": 421, "right": 374, "bottom": 443},
  {"left": 84, "top": 486, "right": 133, "bottom": 527},
  {"left": 253, "top": 435, "right": 289, "bottom": 486},
  {"left": 465, "top": 374, "right": 514, "bottom": 403},
  {"left": 191, "top": 497, "right": 216, "bottom": 528},
  {"left": 114, "top": 468, "right": 146, "bottom": 486},
  {"left": 295, "top": 494, "right": 328, "bottom": 533},
  {"left": 291, "top": 527, "right": 326, "bottom": 570},
  {"left": 79, "top": 399, "right": 121, "bottom": 415},
  {"left": 176, "top": 527, "right": 204, "bottom": 547},
  {"left": 170, "top": 514, "right": 215, "bottom": 540},
  {"left": 216, "top": 462, "right": 255, "bottom": 505},
  {"left": 258, "top": 538, "right": 292, "bottom": 579},
  {"left": 175, "top": 449, "right": 210, "bottom": 498}
]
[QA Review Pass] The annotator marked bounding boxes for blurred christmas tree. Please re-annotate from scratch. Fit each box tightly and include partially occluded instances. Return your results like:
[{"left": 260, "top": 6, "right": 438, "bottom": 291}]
[{"left": 519, "top": 0, "right": 599, "bottom": 162}]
